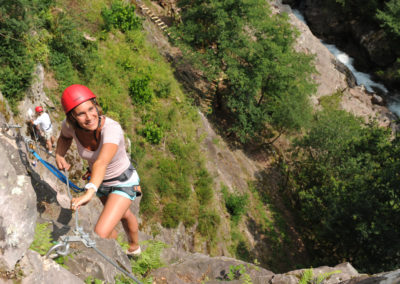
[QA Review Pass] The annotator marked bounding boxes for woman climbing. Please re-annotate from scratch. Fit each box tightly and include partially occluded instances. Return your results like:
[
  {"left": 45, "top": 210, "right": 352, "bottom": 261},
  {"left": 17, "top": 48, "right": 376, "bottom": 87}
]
[{"left": 55, "top": 84, "right": 141, "bottom": 256}]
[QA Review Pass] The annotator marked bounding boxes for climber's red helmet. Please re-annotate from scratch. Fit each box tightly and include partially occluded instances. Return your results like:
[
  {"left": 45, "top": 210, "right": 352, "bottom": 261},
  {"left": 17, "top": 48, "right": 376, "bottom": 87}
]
[
  {"left": 61, "top": 84, "right": 96, "bottom": 114},
  {"left": 35, "top": 106, "right": 43, "bottom": 113}
]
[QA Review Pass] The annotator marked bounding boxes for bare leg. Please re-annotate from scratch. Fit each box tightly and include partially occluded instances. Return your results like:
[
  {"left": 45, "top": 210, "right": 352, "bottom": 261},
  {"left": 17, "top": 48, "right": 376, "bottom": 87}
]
[
  {"left": 121, "top": 209, "right": 139, "bottom": 252},
  {"left": 96, "top": 194, "right": 139, "bottom": 251},
  {"left": 46, "top": 139, "right": 52, "bottom": 152},
  {"left": 99, "top": 196, "right": 118, "bottom": 239}
]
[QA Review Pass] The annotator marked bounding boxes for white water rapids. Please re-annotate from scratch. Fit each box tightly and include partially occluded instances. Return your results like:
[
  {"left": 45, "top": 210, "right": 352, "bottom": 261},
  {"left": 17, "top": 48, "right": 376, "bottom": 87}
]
[{"left": 292, "top": 9, "right": 400, "bottom": 117}]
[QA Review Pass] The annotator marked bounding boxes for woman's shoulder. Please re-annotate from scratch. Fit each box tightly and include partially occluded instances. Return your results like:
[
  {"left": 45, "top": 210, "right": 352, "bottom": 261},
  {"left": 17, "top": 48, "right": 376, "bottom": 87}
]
[{"left": 103, "top": 117, "right": 122, "bottom": 131}]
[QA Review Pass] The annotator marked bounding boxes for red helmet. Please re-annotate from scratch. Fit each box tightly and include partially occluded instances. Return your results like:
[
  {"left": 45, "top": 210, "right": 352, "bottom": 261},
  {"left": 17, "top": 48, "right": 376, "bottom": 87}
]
[
  {"left": 35, "top": 106, "right": 43, "bottom": 113},
  {"left": 61, "top": 84, "right": 96, "bottom": 113}
]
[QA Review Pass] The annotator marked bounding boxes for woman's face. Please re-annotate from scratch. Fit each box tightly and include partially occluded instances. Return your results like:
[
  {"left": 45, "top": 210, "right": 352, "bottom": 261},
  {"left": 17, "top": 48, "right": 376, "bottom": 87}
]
[{"left": 72, "top": 100, "right": 98, "bottom": 131}]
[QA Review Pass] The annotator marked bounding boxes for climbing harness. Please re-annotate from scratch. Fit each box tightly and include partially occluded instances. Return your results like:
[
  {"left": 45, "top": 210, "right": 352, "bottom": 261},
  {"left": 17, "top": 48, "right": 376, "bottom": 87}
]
[{"left": 46, "top": 170, "right": 143, "bottom": 284}]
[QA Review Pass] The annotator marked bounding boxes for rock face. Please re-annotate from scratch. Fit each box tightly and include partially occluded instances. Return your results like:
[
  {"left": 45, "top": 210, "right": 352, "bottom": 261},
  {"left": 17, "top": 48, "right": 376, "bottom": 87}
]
[{"left": 0, "top": 130, "right": 36, "bottom": 271}]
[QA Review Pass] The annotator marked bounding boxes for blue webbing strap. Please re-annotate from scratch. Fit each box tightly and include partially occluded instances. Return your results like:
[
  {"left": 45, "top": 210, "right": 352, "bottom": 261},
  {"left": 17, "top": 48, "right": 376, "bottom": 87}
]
[{"left": 30, "top": 150, "right": 84, "bottom": 193}]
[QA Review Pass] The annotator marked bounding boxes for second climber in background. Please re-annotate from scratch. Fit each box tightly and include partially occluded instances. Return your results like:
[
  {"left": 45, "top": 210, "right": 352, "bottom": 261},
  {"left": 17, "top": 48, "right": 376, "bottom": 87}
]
[
  {"left": 55, "top": 84, "right": 142, "bottom": 256},
  {"left": 31, "top": 106, "right": 55, "bottom": 154}
]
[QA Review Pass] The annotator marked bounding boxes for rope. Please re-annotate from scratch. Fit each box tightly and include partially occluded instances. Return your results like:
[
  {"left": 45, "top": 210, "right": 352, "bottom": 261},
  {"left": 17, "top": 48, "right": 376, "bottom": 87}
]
[
  {"left": 52, "top": 170, "right": 143, "bottom": 284},
  {"left": 29, "top": 149, "right": 84, "bottom": 193}
]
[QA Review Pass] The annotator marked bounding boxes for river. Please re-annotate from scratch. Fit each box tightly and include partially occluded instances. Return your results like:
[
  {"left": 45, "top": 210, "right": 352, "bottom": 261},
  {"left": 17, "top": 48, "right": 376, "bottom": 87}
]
[{"left": 292, "top": 9, "right": 400, "bottom": 118}]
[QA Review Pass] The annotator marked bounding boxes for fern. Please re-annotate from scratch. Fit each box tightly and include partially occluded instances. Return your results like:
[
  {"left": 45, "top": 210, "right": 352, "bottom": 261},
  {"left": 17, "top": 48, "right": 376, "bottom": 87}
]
[
  {"left": 316, "top": 270, "right": 341, "bottom": 283},
  {"left": 299, "top": 269, "right": 314, "bottom": 284},
  {"left": 29, "top": 222, "right": 53, "bottom": 255},
  {"left": 131, "top": 240, "right": 169, "bottom": 276},
  {"left": 299, "top": 268, "right": 341, "bottom": 284}
]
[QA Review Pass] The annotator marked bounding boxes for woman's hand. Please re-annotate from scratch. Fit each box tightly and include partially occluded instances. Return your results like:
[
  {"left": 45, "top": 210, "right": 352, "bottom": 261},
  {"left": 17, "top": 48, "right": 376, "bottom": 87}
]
[
  {"left": 71, "top": 189, "right": 96, "bottom": 210},
  {"left": 56, "top": 154, "right": 71, "bottom": 171},
  {"left": 55, "top": 133, "right": 73, "bottom": 170}
]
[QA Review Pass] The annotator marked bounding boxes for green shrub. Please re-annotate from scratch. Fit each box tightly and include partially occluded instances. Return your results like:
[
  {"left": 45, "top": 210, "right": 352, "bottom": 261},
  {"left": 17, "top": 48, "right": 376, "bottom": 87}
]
[
  {"left": 30, "top": 222, "right": 53, "bottom": 255},
  {"left": 222, "top": 188, "right": 249, "bottom": 224},
  {"left": 101, "top": 1, "right": 141, "bottom": 32},
  {"left": 138, "top": 121, "right": 163, "bottom": 144},
  {"left": 129, "top": 75, "right": 154, "bottom": 105}
]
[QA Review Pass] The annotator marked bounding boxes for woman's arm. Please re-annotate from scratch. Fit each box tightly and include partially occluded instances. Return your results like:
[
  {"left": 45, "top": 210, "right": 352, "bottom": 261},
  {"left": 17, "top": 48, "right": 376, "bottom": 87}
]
[
  {"left": 55, "top": 134, "right": 73, "bottom": 170},
  {"left": 88, "top": 143, "right": 118, "bottom": 189},
  {"left": 71, "top": 143, "right": 118, "bottom": 210}
]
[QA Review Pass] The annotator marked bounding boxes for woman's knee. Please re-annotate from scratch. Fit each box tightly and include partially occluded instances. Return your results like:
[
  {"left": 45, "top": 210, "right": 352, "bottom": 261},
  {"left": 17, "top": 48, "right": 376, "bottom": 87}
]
[
  {"left": 94, "top": 224, "right": 111, "bottom": 238},
  {"left": 122, "top": 209, "right": 135, "bottom": 220}
]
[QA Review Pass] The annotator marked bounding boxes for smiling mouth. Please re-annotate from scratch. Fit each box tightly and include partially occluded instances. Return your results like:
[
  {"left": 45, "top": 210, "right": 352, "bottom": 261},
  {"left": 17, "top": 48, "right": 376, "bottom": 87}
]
[{"left": 86, "top": 120, "right": 96, "bottom": 127}]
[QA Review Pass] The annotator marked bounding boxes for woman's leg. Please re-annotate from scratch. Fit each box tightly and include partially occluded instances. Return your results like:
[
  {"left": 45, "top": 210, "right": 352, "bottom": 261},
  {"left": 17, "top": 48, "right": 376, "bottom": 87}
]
[
  {"left": 98, "top": 196, "right": 118, "bottom": 239},
  {"left": 96, "top": 194, "right": 139, "bottom": 251},
  {"left": 121, "top": 208, "right": 139, "bottom": 252}
]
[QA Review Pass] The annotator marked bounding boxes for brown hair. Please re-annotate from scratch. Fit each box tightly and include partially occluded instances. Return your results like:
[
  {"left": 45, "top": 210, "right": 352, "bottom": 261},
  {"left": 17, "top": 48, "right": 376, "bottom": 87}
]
[{"left": 66, "top": 98, "right": 103, "bottom": 130}]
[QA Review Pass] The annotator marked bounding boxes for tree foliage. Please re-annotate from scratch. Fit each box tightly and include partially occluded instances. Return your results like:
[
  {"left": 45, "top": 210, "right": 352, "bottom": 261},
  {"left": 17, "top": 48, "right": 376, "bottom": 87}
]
[
  {"left": 376, "top": 0, "right": 400, "bottom": 39},
  {"left": 288, "top": 109, "right": 400, "bottom": 273},
  {"left": 101, "top": 0, "right": 141, "bottom": 32},
  {"left": 0, "top": 0, "right": 52, "bottom": 105},
  {"left": 176, "top": 0, "right": 316, "bottom": 142}
]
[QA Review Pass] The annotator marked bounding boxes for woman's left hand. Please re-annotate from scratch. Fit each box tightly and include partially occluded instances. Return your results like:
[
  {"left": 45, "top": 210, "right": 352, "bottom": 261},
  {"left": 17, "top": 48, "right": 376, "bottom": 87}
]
[{"left": 71, "top": 190, "right": 95, "bottom": 210}]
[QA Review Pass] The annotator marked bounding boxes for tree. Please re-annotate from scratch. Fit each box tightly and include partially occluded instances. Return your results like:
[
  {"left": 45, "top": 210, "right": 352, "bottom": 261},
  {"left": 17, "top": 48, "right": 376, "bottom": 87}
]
[
  {"left": 376, "top": 0, "right": 400, "bottom": 39},
  {"left": 289, "top": 109, "right": 400, "bottom": 273},
  {"left": 176, "top": 0, "right": 316, "bottom": 142},
  {"left": 0, "top": 0, "right": 34, "bottom": 103},
  {"left": 0, "top": 0, "right": 53, "bottom": 106}
]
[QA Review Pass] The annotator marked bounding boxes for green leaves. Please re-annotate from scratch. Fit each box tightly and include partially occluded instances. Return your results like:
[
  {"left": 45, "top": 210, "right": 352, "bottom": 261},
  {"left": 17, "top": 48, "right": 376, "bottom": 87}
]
[
  {"left": 101, "top": 1, "right": 141, "bottom": 32},
  {"left": 376, "top": 0, "right": 400, "bottom": 39},
  {"left": 129, "top": 74, "right": 154, "bottom": 105},
  {"left": 290, "top": 109, "right": 400, "bottom": 272},
  {"left": 176, "top": 0, "right": 316, "bottom": 142}
]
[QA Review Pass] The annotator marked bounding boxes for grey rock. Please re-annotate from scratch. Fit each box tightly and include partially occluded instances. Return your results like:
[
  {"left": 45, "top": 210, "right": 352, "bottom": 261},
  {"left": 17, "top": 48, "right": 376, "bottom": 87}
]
[
  {"left": 20, "top": 250, "right": 83, "bottom": 284},
  {"left": 0, "top": 139, "right": 36, "bottom": 271},
  {"left": 340, "top": 268, "right": 400, "bottom": 284},
  {"left": 64, "top": 235, "right": 132, "bottom": 283},
  {"left": 150, "top": 253, "right": 274, "bottom": 283}
]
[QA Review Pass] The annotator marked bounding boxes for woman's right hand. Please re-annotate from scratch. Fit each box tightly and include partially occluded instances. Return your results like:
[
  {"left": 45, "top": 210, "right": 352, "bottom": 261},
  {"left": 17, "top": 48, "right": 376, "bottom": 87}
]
[{"left": 56, "top": 154, "right": 71, "bottom": 171}]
